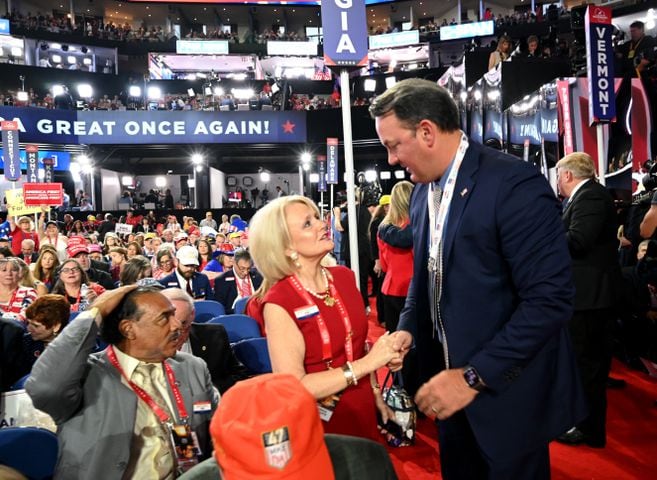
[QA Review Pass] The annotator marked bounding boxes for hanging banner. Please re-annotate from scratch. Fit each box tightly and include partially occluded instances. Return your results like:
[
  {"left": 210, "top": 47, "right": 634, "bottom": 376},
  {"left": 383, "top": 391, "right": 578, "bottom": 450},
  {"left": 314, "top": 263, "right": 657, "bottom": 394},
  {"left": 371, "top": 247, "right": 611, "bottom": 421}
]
[
  {"left": 25, "top": 144, "right": 39, "bottom": 183},
  {"left": 327, "top": 138, "right": 339, "bottom": 184},
  {"left": 317, "top": 154, "right": 327, "bottom": 192},
  {"left": 0, "top": 107, "right": 308, "bottom": 145},
  {"left": 23, "top": 183, "right": 63, "bottom": 206},
  {"left": 42, "top": 157, "right": 54, "bottom": 183},
  {"left": 585, "top": 5, "right": 616, "bottom": 124},
  {"left": 321, "top": 0, "right": 368, "bottom": 68},
  {"left": 1, "top": 120, "right": 20, "bottom": 181},
  {"left": 557, "top": 80, "right": 574, "bottom": 155}
]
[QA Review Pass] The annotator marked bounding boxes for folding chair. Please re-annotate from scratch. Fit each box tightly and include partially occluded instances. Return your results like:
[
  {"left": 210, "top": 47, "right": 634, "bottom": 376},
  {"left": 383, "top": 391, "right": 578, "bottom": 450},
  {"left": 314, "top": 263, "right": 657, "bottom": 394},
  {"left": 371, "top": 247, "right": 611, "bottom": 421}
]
[
  {"left": 194, "top": 300, "right": 226, "bottom": 323},
  {"left": 233, "top": 296, "right": 250, "bottom": 315},
  {"left": 232, "top": 337, "right": 272, "bottom": 374},
  {"left": 0, "top": 427, "right": 58, "bottom": 480},
  {"left": 207, "top": 314, "right": 261, "bottom": 343}
]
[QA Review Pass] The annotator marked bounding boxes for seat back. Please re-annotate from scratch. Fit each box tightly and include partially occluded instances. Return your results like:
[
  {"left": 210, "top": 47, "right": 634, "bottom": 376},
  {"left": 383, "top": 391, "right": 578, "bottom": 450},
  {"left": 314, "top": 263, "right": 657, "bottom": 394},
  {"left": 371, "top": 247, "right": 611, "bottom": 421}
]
[
  {"left": 233, "top": 296, "right": 250, "bottom": 315},
  {"left": 232, "top": 338, "right": 272, "bottom": 374},
  {"left": 0, "top": 427, "right": 58, "bottom": 480},
  {"left": 9, "top": 374, "right": 30, "bottom": 391},
  {"left": 194, "top": 300, "right": 226, "bottom": 323},
  {"left": 207, "top": 314, "right": 261, "bottom": 343}
]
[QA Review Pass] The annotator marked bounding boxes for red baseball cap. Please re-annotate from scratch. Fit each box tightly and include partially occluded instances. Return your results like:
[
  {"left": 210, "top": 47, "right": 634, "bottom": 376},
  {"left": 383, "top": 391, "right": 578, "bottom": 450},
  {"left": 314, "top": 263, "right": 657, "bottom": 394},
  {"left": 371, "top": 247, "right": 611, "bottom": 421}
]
[
  {"left": 211, "top": 373, "right": 335, "bottom": 480},
  {"left": 67, "top": 236, "right": 89, "bottom": 257}
]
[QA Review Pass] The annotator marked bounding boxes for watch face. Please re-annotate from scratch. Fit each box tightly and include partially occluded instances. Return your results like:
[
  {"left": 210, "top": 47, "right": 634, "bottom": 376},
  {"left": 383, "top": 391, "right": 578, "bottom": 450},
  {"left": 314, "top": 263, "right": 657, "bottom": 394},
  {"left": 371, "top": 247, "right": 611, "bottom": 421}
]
[{"left": 464, "top": 367, "right": 480, "bottom": 389}]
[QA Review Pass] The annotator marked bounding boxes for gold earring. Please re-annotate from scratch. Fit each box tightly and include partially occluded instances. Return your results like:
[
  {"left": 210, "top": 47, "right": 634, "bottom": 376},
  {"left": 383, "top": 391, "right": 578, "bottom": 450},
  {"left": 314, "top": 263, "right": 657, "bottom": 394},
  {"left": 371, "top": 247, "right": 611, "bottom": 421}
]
[{"left": 290, "top": 251, "right": 301, "bottom": 269}]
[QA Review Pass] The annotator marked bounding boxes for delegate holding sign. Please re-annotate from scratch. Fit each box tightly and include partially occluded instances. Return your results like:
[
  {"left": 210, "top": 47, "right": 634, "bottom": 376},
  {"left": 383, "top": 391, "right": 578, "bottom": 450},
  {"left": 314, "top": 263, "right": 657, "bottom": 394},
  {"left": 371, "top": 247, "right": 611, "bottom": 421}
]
[{"left": 585, "top": 5, "right": 616, "bottom": 124}]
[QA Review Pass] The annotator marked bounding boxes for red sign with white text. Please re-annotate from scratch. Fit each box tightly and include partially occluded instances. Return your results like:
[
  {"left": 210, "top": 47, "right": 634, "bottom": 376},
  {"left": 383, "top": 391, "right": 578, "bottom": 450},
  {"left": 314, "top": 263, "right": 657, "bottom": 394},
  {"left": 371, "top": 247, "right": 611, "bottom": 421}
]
[{"left": 23, "top": 183, "right": 63, "bottom": 206}]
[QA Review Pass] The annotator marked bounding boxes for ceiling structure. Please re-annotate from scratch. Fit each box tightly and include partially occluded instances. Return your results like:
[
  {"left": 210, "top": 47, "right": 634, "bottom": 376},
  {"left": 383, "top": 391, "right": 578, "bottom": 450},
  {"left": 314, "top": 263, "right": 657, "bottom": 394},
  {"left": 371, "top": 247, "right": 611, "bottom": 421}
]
[{"left": 9, "top": 0, "right": 641, "bottom": 177}]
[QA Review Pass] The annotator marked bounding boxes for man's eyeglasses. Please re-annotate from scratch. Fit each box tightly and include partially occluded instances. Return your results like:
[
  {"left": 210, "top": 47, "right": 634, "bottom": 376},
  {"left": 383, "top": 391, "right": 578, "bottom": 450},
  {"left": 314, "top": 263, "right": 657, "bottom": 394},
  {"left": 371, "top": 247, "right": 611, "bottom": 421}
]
[{"left": 61, "top": 267, "right": 81, "bottom": 274}]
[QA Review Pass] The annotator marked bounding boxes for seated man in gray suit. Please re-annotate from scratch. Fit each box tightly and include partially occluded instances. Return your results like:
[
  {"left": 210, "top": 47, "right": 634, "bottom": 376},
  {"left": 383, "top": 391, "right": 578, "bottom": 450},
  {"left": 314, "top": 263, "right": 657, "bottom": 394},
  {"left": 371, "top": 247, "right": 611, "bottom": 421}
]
[{"left": 26, "top": 285, "right": 219, "bottom": 480}]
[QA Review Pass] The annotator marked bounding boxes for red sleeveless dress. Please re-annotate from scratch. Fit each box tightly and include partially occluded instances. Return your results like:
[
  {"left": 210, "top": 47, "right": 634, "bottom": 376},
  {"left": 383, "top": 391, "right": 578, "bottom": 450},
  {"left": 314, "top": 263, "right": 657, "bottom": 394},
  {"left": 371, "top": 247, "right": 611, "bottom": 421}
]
[{"left": 263, "top": 265, "right": 379, "bottom": 441}]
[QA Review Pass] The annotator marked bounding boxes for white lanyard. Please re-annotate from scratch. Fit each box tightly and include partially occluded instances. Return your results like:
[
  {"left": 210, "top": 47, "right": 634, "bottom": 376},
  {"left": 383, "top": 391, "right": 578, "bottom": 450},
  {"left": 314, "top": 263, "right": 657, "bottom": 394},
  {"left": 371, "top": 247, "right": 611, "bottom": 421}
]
[{"left": 428, "top": 133, "right": 469, "bottom": 264}]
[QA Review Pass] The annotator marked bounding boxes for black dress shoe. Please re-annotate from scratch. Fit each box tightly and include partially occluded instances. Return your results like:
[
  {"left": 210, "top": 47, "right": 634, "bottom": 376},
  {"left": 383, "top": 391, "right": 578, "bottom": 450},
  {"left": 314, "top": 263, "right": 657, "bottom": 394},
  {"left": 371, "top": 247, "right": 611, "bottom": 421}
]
[
  {"left": 556, "top": 428, "right": 585, "bottom": 445},
  {"left": 606, "top": 377, "right": 627, "bottom": 389}
]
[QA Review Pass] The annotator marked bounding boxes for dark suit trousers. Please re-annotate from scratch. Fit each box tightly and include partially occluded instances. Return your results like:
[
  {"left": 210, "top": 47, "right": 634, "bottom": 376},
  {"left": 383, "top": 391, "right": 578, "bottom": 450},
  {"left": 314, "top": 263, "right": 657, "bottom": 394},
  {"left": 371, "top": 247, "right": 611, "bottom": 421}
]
[
  {"left": 569, "top": 308, "right": 614, "bottom": 444},
  {"left": 437, "top": 411, "right": 550, "bottom": 480}
]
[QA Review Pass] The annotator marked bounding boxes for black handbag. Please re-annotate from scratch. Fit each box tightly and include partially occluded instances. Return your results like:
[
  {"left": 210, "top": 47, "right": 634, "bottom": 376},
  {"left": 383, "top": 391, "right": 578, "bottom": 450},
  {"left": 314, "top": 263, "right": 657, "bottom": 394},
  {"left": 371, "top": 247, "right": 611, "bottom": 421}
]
[{"left": 380, "top": 370, "right": 416, "bottom": 447}]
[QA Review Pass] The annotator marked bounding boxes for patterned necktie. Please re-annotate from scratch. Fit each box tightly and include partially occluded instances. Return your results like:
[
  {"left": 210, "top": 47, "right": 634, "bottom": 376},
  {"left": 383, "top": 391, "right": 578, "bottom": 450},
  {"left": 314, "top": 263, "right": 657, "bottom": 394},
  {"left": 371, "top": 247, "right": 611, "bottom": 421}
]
[{"left": 132, "top": 363, "right": 174, "bottom": 478}]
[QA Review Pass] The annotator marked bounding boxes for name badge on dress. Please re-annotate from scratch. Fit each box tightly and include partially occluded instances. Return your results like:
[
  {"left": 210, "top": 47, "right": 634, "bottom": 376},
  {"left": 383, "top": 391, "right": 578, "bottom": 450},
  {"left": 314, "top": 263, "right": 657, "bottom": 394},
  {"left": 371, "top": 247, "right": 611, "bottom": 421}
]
[{"left": 294, "top": 304, "right": 320, "bottom": 320}]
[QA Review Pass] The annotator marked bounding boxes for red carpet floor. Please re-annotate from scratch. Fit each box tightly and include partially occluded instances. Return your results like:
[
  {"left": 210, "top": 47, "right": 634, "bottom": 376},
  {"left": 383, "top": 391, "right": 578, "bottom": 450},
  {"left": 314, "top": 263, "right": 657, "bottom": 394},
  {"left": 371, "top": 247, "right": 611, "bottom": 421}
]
[{"left": 366, "top": 307, "right": 657, "bottom": 480}]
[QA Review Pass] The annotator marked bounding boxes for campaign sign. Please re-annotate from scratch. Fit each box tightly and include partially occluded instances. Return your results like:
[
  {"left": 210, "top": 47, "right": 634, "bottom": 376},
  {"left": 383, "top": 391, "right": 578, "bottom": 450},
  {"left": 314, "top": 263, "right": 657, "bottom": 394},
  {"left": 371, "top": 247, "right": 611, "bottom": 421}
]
[
  {"left": 0, "top": 18, "right": 9, "bottom": 36},
  {"left": 23, "top": 183, "right": 63, "bottom": 206},
  {"left": 327, "top": 138, "right": 339, "bottom": 184},
  {"left": 585, "top": 5, "right": 615, "bottom": 124},
  {"left": 25, "top": 144, "right": 39, "bottom": 183},
  {"left": 318, "top": 154, "right": 327, "bottom": 192},
  {"left": 321, "top": 0, "right": 368, "bottom": 68},
  {"left": 1, "top": 121, "right": 20, "bottom": 181},
  {"left": 115, "top": 223, "right": 134, "bottom": 235},
  {"left": 6, "top": 188, "right": 41, "bottom": 217}
]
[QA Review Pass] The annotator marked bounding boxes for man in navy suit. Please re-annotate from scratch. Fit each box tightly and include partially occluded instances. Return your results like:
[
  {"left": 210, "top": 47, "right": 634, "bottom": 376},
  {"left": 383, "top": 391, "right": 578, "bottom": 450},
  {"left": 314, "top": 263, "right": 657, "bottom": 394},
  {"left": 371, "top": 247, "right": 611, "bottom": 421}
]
[
  {"left": 213, "top": 250, "right": 262, "bottom": 314},
  {"left": 370, "top": 79, "right": 586, "bottom": 479},
  {"left": 159, "top": 245, "right": 213, "bottom": 300}
]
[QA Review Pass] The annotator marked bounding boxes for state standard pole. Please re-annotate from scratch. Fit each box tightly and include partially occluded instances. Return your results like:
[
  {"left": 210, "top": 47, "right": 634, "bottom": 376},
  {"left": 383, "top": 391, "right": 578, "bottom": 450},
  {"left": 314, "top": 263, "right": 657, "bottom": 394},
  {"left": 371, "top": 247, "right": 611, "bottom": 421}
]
[
  {"left": 597, "top": 124, "right": 606, "bottom": 186},
  {"left": 340, "top": 68, "right": 360, "bottom": 289}
]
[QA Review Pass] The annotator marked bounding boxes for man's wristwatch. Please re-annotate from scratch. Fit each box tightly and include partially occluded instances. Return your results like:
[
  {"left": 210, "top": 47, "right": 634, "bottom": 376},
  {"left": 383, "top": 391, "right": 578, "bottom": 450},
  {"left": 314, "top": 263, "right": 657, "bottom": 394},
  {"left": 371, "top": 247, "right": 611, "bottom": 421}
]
[{"left": 463, "top": 365, "right": 486, "bottom": 392}]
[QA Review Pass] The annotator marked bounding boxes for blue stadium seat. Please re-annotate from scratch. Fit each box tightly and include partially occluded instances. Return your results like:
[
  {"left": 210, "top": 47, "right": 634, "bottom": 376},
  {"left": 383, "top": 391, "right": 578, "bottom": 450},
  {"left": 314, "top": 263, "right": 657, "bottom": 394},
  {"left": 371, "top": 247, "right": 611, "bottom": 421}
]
[
  {"left": 194, "top": 300, "right": 226, "bottom": 323},
  {"left": 232, "top": 338, "right": 272, "bottom": 375},
  {"left": 233, "top": 296, "right": 250, "bottom": 315},
  {"left": 207, "top": 314, "right": 261, "bottom": 343},
  {"left": 9, "top": 374, "right": 30, "bottom": 391},
  {"left": 0, "top": 427, "right": 58, "bottom": 480}
]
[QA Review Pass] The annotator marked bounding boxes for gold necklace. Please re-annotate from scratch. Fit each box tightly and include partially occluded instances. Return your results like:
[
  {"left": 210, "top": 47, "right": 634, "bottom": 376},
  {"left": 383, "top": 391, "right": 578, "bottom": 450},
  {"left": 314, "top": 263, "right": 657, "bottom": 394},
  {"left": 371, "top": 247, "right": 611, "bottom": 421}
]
[{"left": 302, "top": 268, "right": 336, "bottom": 307}]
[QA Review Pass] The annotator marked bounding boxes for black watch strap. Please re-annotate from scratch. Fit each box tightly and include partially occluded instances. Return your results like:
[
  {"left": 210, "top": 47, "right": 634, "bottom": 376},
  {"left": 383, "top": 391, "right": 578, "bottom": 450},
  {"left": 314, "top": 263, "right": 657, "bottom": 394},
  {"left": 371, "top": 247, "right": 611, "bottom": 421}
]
[{"left": 463, "top": 365, "right": 486, "bottom": 392}]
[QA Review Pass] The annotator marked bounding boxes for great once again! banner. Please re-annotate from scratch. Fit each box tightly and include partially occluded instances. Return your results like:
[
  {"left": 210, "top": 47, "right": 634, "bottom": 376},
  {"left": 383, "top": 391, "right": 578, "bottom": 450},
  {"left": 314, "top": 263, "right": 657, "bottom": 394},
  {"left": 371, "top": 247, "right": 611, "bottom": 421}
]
[{"left": 0, "top": 107, "right": 308, "bottom": 145}]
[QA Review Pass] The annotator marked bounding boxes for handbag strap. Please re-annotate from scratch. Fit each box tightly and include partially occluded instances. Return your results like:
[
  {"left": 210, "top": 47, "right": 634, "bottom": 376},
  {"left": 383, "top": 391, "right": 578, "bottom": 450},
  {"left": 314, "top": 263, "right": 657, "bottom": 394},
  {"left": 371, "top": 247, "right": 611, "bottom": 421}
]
[{"left": 382, "top": 369, "right": 405, "bottom": 403}]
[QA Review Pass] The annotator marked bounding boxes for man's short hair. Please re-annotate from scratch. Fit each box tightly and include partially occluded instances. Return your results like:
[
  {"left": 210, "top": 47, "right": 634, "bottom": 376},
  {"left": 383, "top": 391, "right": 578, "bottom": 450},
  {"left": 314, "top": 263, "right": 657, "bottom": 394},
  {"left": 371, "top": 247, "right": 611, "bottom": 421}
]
[
  {"left": 234, "top": 249, "right": 252, "bottom": 265},
  {"left": 161, "top": 288, "right": 195, "bottom": 316},
  {"left": 368, "top": 78, "right": 460, "bottom": 133},
  {"left": 556, "top": 152, "right": 597, "bottom": 180},
  {"left": 630, "top": 20, "right": 645, "bottom": 30},
  {"left": 100, "top": 287, "right": 163, "bottom": 345}
]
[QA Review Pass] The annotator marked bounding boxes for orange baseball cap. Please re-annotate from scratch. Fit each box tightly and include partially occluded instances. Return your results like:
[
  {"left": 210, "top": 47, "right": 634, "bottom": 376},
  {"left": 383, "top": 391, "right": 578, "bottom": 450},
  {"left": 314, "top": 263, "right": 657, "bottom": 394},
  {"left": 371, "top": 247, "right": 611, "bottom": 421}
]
[{"left": 211, "top": 373, "right": 335, "bottom": 480}]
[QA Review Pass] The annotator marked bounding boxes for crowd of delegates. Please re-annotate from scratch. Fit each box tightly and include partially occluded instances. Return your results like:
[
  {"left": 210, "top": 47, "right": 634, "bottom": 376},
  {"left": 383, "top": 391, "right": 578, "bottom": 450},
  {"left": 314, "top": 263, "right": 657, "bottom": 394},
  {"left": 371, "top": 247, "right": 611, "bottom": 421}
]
[
  {"left": 5, "top": 11, "right": 177, "bottom": 44},
  {"left": 0, "top": 209, "right": 258, "bottom": 386}
]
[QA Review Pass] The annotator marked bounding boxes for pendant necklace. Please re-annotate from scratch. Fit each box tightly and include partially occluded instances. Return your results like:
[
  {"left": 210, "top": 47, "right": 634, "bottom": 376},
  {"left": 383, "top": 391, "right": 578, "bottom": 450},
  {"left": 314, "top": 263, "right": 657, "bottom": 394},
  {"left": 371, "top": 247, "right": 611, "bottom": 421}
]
[{"left": 302, "top": 268, "right": 336, "bottom": 307}]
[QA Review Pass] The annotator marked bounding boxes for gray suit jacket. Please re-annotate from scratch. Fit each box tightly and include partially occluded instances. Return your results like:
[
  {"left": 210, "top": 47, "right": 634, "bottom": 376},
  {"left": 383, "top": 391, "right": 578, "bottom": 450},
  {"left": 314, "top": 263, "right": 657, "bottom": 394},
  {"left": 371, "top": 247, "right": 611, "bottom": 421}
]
[{"left": 26, "top": 312, "right": 219, "bottom": 480}]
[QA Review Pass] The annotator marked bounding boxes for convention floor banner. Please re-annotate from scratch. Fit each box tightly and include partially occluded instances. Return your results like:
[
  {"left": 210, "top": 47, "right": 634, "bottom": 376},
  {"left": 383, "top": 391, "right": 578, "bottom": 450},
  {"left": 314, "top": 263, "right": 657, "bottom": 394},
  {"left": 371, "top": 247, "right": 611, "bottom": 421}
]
[{"left": 0, "top": 107, "right": 307, "bottom": 145}]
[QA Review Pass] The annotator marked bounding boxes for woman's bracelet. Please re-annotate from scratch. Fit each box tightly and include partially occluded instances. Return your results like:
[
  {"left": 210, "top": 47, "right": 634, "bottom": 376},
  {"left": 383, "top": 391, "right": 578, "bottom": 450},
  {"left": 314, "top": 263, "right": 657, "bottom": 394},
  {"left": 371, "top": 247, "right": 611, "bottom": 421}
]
[{"left": 341, "top": 361, "right": 358, "bottom": 387}]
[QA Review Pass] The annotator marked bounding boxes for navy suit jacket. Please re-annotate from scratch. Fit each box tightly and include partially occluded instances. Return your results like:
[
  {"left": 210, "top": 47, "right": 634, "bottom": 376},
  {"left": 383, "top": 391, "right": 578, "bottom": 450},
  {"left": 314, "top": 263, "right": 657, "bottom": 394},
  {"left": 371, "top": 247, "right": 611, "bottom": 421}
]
[
  {"left": 398, "top": 141, "right": 586, "bottom": 461},
  {"left": 213, "top": 269, "right": 263, "bottom": 314},
  {"left": 159, "top": 271, "right": 213, "bottom": 299}
]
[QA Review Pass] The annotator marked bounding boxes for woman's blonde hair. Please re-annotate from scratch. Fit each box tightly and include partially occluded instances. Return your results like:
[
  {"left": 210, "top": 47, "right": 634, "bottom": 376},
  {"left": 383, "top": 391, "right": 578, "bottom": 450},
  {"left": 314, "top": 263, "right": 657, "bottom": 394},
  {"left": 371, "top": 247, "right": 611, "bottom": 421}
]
[
  {"left": 381, "top": 181, "right": 414, "bottom": 227},
  {"left": 249, "top": 195, "right": 320, "bottom": 296}
]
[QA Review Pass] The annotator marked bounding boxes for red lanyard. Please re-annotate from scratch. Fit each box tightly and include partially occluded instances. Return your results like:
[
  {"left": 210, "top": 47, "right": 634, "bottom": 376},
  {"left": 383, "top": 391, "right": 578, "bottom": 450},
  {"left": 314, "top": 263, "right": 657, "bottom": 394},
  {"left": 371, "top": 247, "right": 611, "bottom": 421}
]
[
  {"left": 287, "top": 271, "right": 354, "bottom": 368},
  {"left": 107, "top": 345, "right": 189, "bottom": 424},
  {"left": 0, "top": 288, "right": 19, "bottom": 313}
]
